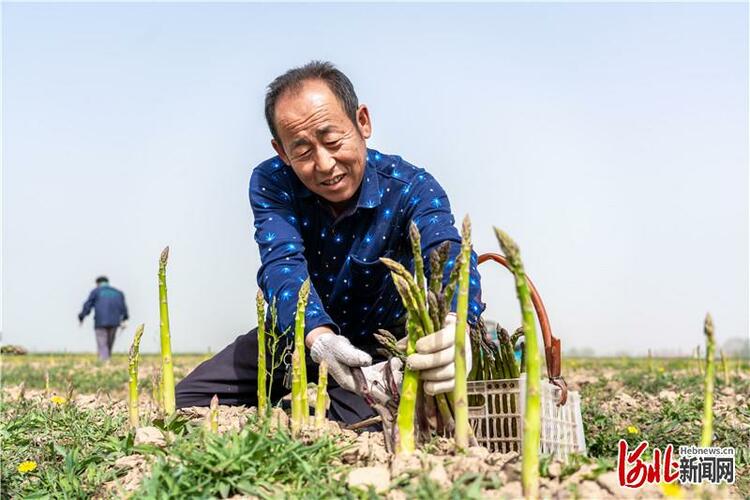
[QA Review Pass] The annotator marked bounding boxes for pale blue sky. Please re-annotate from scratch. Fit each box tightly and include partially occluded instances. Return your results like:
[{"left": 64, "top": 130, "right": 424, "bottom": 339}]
[{"left": 2, "top": 3, "right": 747, "bottom": 355}]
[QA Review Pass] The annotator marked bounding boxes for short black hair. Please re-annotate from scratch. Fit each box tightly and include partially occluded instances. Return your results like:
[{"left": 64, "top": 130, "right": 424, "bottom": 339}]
[
  {"left": 95, "top": 276, "right": 109, "bottom": 285},
  {"left": 264, "top": 61, "right": 359, "bottom": 147}
]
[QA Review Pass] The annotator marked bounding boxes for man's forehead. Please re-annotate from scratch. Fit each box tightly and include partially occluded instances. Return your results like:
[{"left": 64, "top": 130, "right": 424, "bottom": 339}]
[{"left": 277, "top": 81, "right": 347, "bottom": 120}]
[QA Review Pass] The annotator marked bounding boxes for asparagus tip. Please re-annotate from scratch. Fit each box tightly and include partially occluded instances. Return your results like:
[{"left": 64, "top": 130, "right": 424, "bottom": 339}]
[
  {"left": 159, "top": 246, "right": 170, "bottom": 266},
  {"left": 493, "top": 227, "right": 521, "bottom": 264},
  {"left": 301, "top": 277, "right": 311, "bottom": 295},
  {"left": 129, "top": 324, "right": 145, "bottom": 358},
  {"left": 461, "top": 214, "right": 472, "bottom": 239},
  {"left": 409, "top": 220, "right": 421, "bottom": 240},
  {"left": 704, "top": 313, "right": 714, "bottom": 339}
]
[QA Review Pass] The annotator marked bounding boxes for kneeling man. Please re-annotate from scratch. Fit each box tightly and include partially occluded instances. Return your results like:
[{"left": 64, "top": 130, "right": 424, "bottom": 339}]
[{"left": 176, "top": 61, "right": 484, "bottom": 426}]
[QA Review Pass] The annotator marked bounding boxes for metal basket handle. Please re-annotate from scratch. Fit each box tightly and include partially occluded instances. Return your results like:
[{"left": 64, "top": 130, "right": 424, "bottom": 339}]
[{"left": 478, "top": 252, "right": 568, "bottom": 405}]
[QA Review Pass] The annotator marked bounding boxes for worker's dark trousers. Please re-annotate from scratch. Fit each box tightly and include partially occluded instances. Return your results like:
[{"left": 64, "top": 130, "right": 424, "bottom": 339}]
[{"left": 175, "top": 327, "right": 381, "bottom": 426}]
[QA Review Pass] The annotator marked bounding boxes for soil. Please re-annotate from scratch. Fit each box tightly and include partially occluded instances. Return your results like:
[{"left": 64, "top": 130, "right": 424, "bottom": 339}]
[{"left": 5, "top": 363, "right": 747, "bottom": 499}]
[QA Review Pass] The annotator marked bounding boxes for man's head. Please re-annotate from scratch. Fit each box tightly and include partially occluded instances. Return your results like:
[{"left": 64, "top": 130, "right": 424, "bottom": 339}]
[
  {"left": 95, "top": 276, "right": 109, "bottom": 286},
  {"left": 265, "top": 61, "right": 372, "bottom": 210}
]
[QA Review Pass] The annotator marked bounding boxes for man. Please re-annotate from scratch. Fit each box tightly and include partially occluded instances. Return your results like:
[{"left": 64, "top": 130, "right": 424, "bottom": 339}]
[
  {"left": 176, "top": 61, "right": 484, "bottom": 425},
  {"left": 78, "top": 276, "right": 129, "bottom": 361}
]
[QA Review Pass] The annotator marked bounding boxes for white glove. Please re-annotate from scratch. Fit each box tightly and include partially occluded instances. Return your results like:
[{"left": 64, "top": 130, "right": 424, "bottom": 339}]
[
  {"left": 402, "top": 314, "right": 473, "bottom": 395},
  {"left": 359, "top": 358, "right": 403, "bottom": 405},
  {"left": 120, "top": 321, "right": 129, "bottom": 330},
  {"left": 310, "top": 333, "right": 372, "bottom": 392}
]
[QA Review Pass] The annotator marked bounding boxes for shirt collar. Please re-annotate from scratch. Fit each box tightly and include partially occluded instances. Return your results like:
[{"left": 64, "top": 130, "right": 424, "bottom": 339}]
[
  {"left": 354, "top": 158, "right": 381, "bottom": 210},
  {"left": 286, "top": 152, "right": 382, "bottom": 210}
]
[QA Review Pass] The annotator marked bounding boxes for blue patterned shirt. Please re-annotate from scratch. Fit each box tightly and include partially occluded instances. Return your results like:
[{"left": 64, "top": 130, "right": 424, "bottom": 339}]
[{"left": 249, "top": 148, "right": 485, "bottom": 341}]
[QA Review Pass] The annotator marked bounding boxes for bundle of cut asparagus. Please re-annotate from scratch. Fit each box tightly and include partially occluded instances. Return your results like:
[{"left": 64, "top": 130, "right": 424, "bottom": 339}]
[
  {"left": 375, "top": 219, "right": 526, "bottom": 453},
  {"left": 376, "top": 222, "right": 460, "bottom": 453}
]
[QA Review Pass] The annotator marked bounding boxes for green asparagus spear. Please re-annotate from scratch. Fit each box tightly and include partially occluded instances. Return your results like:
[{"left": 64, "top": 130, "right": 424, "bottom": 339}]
[
  {"left": 158, "top": 246, "right": 176, "bottom": 415},
  {"left": 256, "top": 290, "right": 268, "bottom": 417},
  {"left": 291, "top": 350, "right": 302, "bottom": 436},
  {"left": 495, "top": 227, "right": 540, "bottom": 500},
  {"left": 128, "top": 324, "right": 145, "bottom": 429},
  {"left": 453, "top": 215, "right": 472, "bottom": 450},
  {"left": 701, "top": 314, "right": 715, "bottom": 447},
  {"left": 294, "top": 280, "right": 311, "bottom": 421},
  {"left": 315, "top": 361, "right": 328, "bottom": 430},
  {"left": 397, "top": 316, "right": 421, "bottom": 454}
]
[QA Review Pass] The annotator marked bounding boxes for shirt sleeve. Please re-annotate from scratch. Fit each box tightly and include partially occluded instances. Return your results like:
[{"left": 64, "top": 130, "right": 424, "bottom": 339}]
[
  {"left": 78, "top": 289, "right": 97, "bottom": 321},
  {"left": 403, "top": 170, "right": 486, "bottom": 325},
  {"left": 250, "top": 166, "right": 338, "bottom": 338}
]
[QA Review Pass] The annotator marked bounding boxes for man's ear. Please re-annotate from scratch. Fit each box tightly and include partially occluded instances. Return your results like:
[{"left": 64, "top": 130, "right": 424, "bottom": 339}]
[
  {"left": 356, "top": 104, "right": 372, "bottom": 139},
  {"left": 271, "top": 139, "right": 290, "bottom": 165}
]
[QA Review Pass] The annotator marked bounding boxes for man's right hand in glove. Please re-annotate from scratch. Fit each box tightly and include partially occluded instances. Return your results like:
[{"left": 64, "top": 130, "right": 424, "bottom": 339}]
[{"left": 307, "top": 327, "right": 372, "bottom": 392}]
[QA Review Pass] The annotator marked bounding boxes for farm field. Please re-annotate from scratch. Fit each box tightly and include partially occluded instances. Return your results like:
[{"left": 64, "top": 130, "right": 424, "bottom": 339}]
[{"left": 1, "top": 353, "right": 748, "bottom": 498}]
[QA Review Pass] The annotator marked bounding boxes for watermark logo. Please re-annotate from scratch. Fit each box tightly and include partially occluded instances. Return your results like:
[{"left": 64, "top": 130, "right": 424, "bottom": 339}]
[
  {"left": 617, "top": 440, "right": 735, "bottom": 488},
  {"left": 677, "top": 446, "right": 735, "bottom": 485}
]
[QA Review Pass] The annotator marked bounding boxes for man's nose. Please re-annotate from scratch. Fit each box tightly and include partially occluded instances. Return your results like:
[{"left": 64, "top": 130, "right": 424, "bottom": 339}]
[{"left": 313, "top": 147, "right": 336, "bottom": 173}]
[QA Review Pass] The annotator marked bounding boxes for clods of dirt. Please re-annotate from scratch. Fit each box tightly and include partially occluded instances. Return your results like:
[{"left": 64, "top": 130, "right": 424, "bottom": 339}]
[{"left": 134, "top": 427, "right": 166, "bottom": 447}]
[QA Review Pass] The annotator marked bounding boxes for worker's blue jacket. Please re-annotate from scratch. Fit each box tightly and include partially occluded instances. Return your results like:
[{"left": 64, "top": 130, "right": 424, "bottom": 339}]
[{"left": 78, "top": 285, "right": 129, "bottom": 328}]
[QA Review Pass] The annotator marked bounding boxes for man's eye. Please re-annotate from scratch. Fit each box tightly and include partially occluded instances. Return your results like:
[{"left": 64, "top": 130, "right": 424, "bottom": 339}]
[
  {"left": 325, "top": 140, "right": 341, "bottom": 147},
  {"left": 296, "top": 150, "right": 312, "bottom": 159}
]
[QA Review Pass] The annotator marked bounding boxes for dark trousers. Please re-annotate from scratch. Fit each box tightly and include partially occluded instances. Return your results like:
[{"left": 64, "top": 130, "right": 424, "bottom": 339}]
[
  {"left": 175, "top": 328, "right": 380, "bottom": 426},
  {"left": 95, "top": 326, "right": 118, "bottom": 360}
]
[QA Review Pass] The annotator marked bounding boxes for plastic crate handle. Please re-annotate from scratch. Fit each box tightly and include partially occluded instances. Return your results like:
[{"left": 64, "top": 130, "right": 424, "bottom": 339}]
[{"left": 478, "top": 252, "right": 568, "bottom": 405}]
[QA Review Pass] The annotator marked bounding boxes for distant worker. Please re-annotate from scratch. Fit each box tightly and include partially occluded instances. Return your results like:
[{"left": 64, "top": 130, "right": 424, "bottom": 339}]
[{"left": 78, "top": 276, "right": 129, "bottom": 361}]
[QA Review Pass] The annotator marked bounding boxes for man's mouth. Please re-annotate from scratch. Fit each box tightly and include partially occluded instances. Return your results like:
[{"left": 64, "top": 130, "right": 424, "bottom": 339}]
[{"left": 321, "top": 174, "right": 346, "bottom": 186}]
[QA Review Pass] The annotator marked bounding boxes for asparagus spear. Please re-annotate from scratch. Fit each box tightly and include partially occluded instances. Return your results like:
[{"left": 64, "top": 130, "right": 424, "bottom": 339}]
[
  {"left": 427, "top": 290, "right": 441, "bottom": 331},
  {"left": 397, "top": 316, "right": 421, "bottom": 454},
  {"left": 128, "top": 324, "right": 145, "bottom": 429},
  {"left": 648, "top": 349, "right": 654, "bottom": 374},
  {"left": 256, "top": 290, "right": 268, "bottom": 417},
  {"left": 291, "top": 350, "right": 302, "bottom": 436},
  {"left": 158, "top": 246, "right": 176, "bottom": 415},
  {"left": 374, "top": 329, "right": 405, "bottom": 361},
  {"left": 442, "top": 253, "right": 464, "bottom": 311},
  {"left": 381, "top": 258, "right": 434, "bottom": 334},
  {"left": 409, "top": 222, "right": 427, "bottom": 305},
  {"left": 294, "top": 280, "right": 311, "bottom": 421},
  {"left": 495, "top": 228, "right": 540, "bottom": 500},
  {"left": 720, "top": 349, "right": 729, "bottom": 386},
  {"left": 701, "top": 313, "right": 715, "bottom": 447},
  {"left": 315, "top": 361, "right": 328, "bottom": 430},
  {"left": 207, "top": 394, "right": 219, "bottom": 433},
  {"left": 453, "top": 215, "right": 472, "bottom": 450},
  {"left": 429, "top": 241, "right": 451, "bottom": 295},
  {"left": 499, "top": 328, "right": 520, "bottom": 378}
]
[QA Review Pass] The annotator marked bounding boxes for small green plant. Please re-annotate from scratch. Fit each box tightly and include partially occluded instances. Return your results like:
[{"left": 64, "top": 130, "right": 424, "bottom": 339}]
[
  {"left": 0, "top": 395, "right": 131, "bottom": 497},
  {"left": 137, "top": 416, "right": 347, "bottom": 498}
]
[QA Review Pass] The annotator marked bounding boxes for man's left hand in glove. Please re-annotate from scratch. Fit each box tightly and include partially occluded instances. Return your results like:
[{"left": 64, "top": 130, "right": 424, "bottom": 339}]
[{"left": 400, "top": 313, "right": 473, "bottom": 395}]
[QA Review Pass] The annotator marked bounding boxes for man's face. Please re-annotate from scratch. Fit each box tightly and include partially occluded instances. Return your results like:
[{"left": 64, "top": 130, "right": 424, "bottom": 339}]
[{"left": 271, "top": 79, "right": 372, "bottom": 209}]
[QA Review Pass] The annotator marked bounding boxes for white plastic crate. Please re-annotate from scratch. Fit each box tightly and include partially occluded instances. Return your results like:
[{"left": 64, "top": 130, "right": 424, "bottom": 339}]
[{"left": 467, "top": 374, "right": 586, "bottom": 459}]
